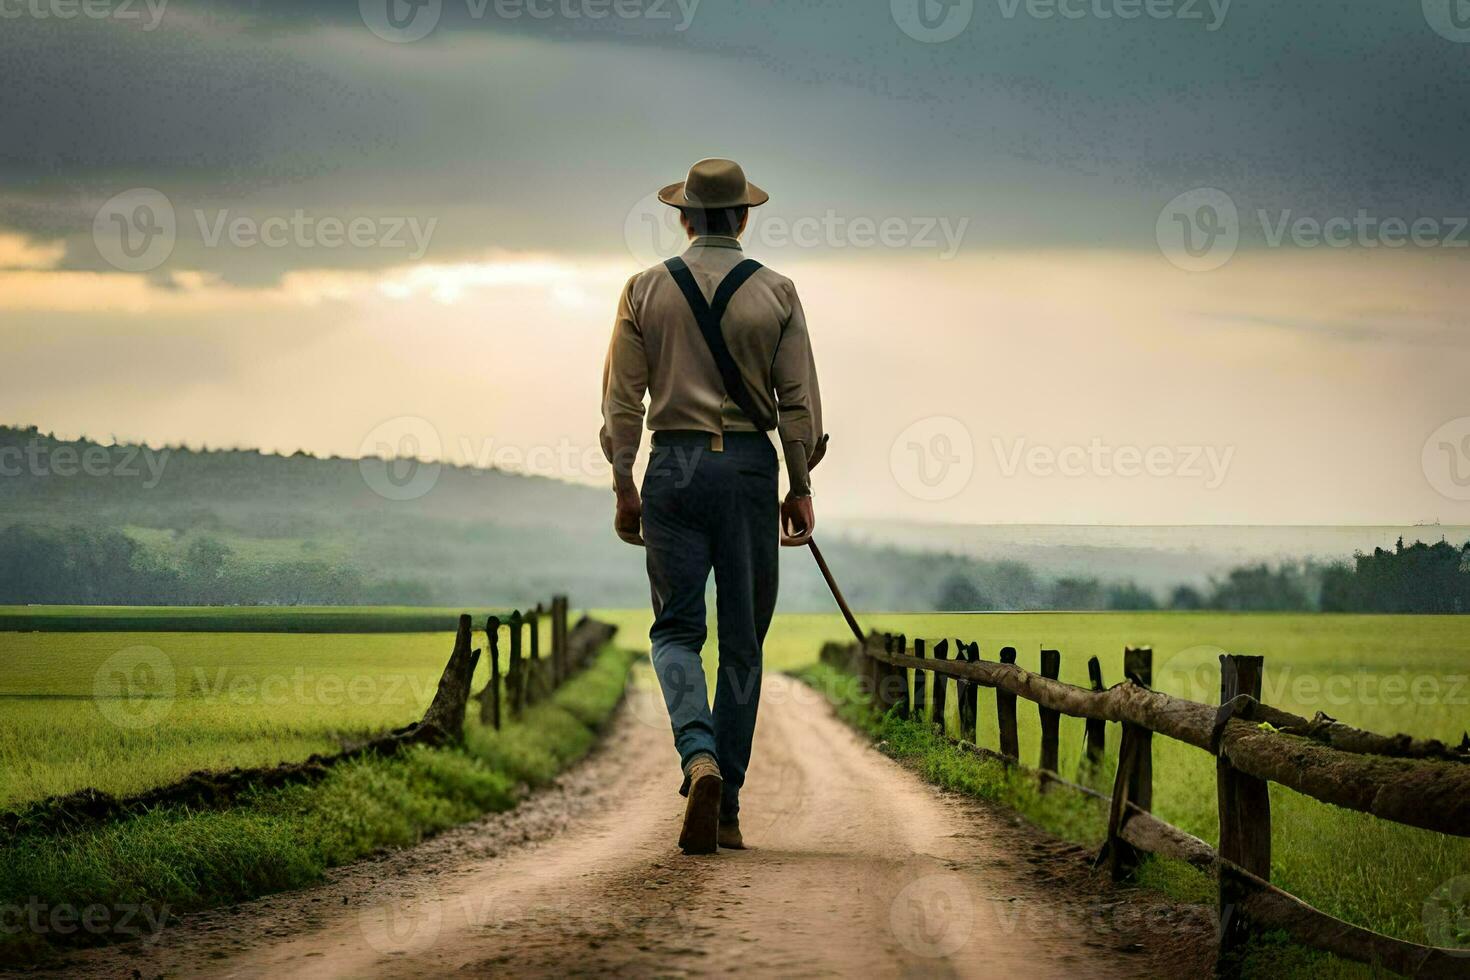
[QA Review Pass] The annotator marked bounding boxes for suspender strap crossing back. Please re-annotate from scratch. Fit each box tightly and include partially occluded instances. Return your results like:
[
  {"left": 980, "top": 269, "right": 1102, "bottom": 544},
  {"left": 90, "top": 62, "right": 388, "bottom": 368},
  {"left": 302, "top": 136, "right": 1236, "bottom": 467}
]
[{"left": 664, "top": 255, "right": 776, "bottom": 432}]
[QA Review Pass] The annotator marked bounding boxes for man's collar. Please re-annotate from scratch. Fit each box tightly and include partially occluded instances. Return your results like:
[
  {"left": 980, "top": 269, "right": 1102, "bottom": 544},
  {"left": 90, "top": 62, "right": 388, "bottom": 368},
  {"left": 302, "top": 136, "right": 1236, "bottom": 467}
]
[{"left": 687, "top": 235, "right": 743, "bottom": 250}]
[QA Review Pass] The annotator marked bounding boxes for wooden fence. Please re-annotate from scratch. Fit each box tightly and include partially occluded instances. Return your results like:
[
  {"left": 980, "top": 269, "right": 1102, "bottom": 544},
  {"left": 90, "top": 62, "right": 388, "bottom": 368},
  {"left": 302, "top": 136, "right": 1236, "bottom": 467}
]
[
  {"left": 424, "top": 595, "right": 617, "bottom": 738},
  {"left": 821, "top": 634, "right": 1470, "bottom": 978}
]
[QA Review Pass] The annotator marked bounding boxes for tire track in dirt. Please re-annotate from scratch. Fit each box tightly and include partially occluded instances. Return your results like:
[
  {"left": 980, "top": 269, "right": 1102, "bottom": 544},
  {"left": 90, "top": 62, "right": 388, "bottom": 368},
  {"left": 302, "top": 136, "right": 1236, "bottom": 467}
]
[{"left": 53, "top": 665, "right": 1214, "bottom": 978}]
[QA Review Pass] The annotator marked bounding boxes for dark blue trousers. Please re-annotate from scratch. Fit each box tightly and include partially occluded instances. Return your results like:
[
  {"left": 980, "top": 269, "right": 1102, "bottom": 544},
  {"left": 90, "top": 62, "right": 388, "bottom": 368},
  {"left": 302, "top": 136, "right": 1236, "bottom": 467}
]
[{"left": 642, "top": 430, "right": 778, "bottom": 821}]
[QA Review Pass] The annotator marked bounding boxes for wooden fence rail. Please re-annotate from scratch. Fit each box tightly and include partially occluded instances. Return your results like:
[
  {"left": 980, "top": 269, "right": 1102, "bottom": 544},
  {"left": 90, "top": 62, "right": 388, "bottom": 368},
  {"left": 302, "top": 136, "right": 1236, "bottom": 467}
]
[{"left": 820, "top": 634, "right": 1470, "bottom": 977}]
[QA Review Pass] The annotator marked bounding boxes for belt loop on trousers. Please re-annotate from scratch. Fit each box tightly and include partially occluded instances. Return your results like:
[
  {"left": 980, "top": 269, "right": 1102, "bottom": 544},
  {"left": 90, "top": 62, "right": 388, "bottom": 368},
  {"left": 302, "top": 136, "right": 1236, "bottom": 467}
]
[{"left": 711, "top": 432, "right": 724, "bottom": 452}]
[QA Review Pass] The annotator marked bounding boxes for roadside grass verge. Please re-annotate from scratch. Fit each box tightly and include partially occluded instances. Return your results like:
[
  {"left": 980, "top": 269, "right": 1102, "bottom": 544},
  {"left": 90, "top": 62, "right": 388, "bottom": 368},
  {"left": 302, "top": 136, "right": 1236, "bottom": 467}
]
[
  {"left": 0, "top": 645, "right": 636, "bottom": 966},
  {"left": 791, "top": 661, "right": 1386, "bottom": 980}
]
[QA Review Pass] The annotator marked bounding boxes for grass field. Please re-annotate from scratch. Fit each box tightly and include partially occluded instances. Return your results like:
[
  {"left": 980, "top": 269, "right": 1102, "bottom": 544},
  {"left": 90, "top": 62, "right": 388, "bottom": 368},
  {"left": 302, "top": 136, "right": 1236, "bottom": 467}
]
[
  {"left": 2, "top": 607, "right": 1467, "bottom": 966},
  {"left": 0, "top": 615, "right": 552, "bottom": 807}
]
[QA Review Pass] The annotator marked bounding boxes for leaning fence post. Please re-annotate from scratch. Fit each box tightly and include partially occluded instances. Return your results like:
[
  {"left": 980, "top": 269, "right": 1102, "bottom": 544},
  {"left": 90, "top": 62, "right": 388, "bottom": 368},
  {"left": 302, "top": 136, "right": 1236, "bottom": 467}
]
[
  {"left": 963, "top": 642, "right": 980, "bottom": 743},
  {"left": 1123, "top": 646, "right": 1153, "bottom": 813},
  {"left": 508, "top": 610, "right": 524, "bottom": 715},
  {"left": 1039, "top": 648, "right": 1061, "bottom": 788},
  {"left": 931, "top": 639, "right": 950, "bottom": 735},
  {"left": 912, "top": 638, "right": 928, "bottom": 723},
  {"left": 1105, "top": 722, "right": 1145, "bottom": 880},
  {"left": 997, "top": 646, "right": 1019, "bottom": 760},
  {"left": 1217, "top": 653, "right": 1271, "bottom": 973},
  {"left": 1082, "top": 656, "right": 1106, "bottom": 777}
]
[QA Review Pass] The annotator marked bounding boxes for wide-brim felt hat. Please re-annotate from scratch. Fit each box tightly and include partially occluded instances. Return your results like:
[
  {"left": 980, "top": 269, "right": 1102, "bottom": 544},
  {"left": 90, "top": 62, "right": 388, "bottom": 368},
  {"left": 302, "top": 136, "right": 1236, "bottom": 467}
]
[{"left": 658, "top": 158, "right": 769, "bottom": 209}]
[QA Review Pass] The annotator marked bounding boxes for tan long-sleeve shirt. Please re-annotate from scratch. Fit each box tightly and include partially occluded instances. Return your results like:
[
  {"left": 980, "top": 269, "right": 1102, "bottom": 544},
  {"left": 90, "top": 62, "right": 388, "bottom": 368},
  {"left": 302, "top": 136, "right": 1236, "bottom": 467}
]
[{"left": 600, "top": 236, "right": 823, "bottom": 495}]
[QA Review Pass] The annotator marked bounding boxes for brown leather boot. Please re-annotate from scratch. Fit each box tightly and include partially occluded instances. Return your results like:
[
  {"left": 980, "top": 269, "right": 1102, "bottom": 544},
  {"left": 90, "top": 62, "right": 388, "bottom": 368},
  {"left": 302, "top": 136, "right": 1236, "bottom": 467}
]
[
  {"left": 678, "top": 755, "right": 722, "bottom": 855},
  {"left": 718, "top": 818, "right": 745, "bottom": 850}
]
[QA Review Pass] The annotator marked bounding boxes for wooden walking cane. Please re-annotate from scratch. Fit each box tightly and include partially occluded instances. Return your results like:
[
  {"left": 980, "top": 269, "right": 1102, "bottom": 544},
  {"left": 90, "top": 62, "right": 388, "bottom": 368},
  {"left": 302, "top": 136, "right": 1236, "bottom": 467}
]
[{"left": 806, "top": 539, "right": 865, "bottom": 644}]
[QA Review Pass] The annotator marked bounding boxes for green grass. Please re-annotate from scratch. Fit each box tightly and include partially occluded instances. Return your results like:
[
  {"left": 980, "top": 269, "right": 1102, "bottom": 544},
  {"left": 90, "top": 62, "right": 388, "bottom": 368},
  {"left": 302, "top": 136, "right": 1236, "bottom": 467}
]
[{"left": 0, "top": 643, "right": 636, "bottom": 964}]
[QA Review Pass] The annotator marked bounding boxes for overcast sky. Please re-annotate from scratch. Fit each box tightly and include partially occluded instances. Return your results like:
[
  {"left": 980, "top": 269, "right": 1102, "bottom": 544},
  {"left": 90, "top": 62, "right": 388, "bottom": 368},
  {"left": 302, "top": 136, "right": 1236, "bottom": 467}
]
[{"left": 2, "top": 0, "right": 1468, "bottom": 524}]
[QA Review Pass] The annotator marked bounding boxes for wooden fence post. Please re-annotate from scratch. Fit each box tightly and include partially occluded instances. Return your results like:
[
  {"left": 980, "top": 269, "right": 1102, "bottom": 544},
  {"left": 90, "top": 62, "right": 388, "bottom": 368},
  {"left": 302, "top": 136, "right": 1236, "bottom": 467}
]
[
  {"left": 931, "top": 639, "right": 950, "bottom": 735},
  {"left": 1123, "top": 646, "right": 1153, "bottom": 813},
  {"left": 963, "top": 642, "right": 980, "bottom": 743},
  {"left": 1102, "top": 647, "right": 1154, "bottom": 881},
  {"left": 1217, "top": 653, "right": 1271, "bottom": 973},
  {"left": 912, "top": 638, "right": 928, "bottom": 723},
  {"left": 553, "top": 595, "right": 569, "bottom": 684},
  {"left": 1082, "top": 656, "right": 1106, "bottom": 777},
  {"left": 507, "top": 610, "right": 524, "bottom": 715},
  {"left": 890, "top": 634, "right": 910, "bottom": 719},
  {"left": 997, "top": 646, "right": 1019, "bottom": 760},
  {"left": 1039, "top": 648, "right": 1061, "bottom": 788},
  {"left": 1105, "top": 723, "right": 1145, "bottom": 880},
  {"left": 527, "top": 608, "right": 543, "bottom": 703},
  {"left": 954, "top": 640, "right": 970, "bottom": 737},
  {"left": 478, "top": 615, "right": 502, "bottom": 729}
]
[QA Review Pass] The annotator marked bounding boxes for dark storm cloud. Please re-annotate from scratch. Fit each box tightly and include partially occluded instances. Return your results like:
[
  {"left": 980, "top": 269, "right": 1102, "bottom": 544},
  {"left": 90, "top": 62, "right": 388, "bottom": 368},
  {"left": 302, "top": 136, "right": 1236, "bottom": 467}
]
[{"left": 1, "top": 0, "right": 1466, "bottom": 282}]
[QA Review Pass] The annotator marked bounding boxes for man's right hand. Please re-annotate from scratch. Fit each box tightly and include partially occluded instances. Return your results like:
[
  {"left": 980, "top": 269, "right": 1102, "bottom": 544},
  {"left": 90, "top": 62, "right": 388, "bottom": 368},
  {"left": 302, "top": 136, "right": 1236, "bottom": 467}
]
[
  {"left": 614, "top": 486, "right": 644, "bottom": 547},
  {"left": 780, "top": 493, "right": 815, "bottom": 547}
]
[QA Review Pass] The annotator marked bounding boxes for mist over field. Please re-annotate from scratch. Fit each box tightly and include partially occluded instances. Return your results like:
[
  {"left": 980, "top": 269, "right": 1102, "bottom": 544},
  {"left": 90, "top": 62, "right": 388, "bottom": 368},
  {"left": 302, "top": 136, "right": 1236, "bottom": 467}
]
[{"left": 4, "top": 425, "right": 1466, "bottom": 613}]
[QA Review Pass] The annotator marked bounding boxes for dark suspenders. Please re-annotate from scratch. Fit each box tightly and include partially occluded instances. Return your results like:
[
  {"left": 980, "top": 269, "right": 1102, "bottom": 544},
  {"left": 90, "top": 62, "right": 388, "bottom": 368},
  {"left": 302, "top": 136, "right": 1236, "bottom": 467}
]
[{"left": 663, "top": 255, "right": 776, "bottom": 432}]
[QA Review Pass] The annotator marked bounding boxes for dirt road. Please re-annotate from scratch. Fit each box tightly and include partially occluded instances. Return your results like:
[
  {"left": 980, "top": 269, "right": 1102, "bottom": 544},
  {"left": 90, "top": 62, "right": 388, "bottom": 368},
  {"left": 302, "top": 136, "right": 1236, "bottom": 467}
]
[{"left": 61, "top": 667, "right": 1213, "bottom": 978}]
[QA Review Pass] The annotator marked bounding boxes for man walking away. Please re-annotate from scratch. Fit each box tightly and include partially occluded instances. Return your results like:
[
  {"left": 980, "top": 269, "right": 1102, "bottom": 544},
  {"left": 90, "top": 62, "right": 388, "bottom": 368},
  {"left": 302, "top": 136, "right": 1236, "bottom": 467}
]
[{"left": 600, "top": 158, "right": 826, "bottom": 855}]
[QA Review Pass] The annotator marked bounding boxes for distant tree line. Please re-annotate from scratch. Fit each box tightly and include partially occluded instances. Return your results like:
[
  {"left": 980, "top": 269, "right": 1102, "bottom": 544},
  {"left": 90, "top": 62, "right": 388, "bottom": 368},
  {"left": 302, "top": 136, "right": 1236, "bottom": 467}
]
[
  {"left": 1320, "top": 538, "right": 1470, "bottom": 613},
  {"left": 0, "top": 525, "right": 430, "bottom": 606},
  {"left": 932, "top": 538, "right": 1470, "bottom": 613}
]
